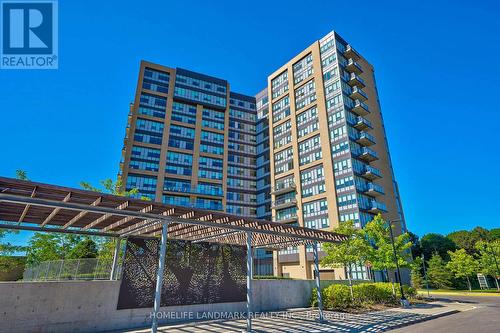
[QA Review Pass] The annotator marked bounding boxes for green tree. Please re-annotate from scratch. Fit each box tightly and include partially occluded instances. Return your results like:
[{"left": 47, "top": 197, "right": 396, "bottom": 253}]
[
  {"left": 446, "top": 249, "right": 479, "bottom": 291},
  {"left": 489, "top": 228, "right": 500, "bottom": 240},
  {"left": 420, "top": 233, "right": 456, "bottom": 261},
  {"left": 15, "top": 169, "right": 29, "bottom": 180},
  {"left": 427, "top": 253, "right": 452, "bottom": 289},
  {"left": 322, "top": 220, "right": 370, "bottom": 300},
  {"left": 475, "top": 240, "right": 500, "bottom": 290},
  {"left": 364, "top": 214, "right": 412, "bottom": 295},
  {"left": 410, "top": 256, "right": 424, "bottom": 289},
  {"left": 408, "top": 231, "right": 422, "bottom": 259},
  {"left": 80, "top": 176, "right": 140, "bottom": 197},
  {"left": 25, "top": 233, "right": 64, "bottom": 265},
  {"left": 67, "top": 237, "right": 98, "bottom": 259}
]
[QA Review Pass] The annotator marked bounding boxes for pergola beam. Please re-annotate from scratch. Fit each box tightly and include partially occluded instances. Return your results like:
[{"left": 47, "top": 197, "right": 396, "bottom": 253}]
[
  {"left": 17, "top": 186, "right": 37, "bottom": 224},
  {"left": 40, "top": 192, "right": 71, "bottom": 227},
  {"left": 62, "top": 196, "right": 102, "bottom": 229},
  {"left": 82, "top": 200, "right": 129, "bottom": 230}
]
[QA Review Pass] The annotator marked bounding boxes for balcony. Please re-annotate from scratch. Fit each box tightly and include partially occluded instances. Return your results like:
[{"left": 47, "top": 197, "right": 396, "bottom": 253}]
[
  {"left": 364, "top": 183, "right": 385, "bottom": 197},
  {"left": 353, "top": 147, "right": 378, "bottom": 162},
  {"left": 270, "top": 181, "right": 296, "bottom": 195},
  {"left": 345, "top": 59, "right": 363, "bottom": 74},
  {"left": 356, "top": 131, "right": 375, "bottom": 146},
  {"left": 350, "top": 86, "right": 368, "bottom": 101},
  {"left": 351, "top": 99, "right": 370, "bottom": 116},
  {"left": 271, "top": 197, "right": 297, "bottom": 210},
  {"left": 370, "top": 200, "right": 387, "bottom": 213},
  {"left": 273, "top": 214, "right": 298, "bottom": 224},
  {"left": 348, "top": 73, "right": 365, "bottom": 88},
  {"left": 344, "top": 45, "right": 361, "bottom": 60},
  {"left": 354, "top": 116, "right": 373, "bottom": 130},
  {"left": 362, "top": 165, "right": 382, "bottom": 180}
]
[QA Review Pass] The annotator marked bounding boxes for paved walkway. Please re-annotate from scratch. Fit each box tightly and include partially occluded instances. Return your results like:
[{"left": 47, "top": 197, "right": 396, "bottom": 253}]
[{"left": 119, "top": 301, "right": 473, "bottom": 333}]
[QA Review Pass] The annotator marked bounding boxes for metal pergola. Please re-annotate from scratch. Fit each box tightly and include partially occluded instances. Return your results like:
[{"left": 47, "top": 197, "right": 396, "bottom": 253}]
[{"left": 0, "top": 177, "right": 346, "bottom": 332}]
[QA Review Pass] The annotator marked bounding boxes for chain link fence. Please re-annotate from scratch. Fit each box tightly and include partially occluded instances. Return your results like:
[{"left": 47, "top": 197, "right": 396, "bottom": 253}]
[{"left": 23, "top": 258, "right": 122, "bottom": 281}]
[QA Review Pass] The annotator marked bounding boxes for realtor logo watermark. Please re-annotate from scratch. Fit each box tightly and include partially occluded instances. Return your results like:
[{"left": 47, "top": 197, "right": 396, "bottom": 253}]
[{"left": 1, "top": 0, "right": 58, "bottom": 69}]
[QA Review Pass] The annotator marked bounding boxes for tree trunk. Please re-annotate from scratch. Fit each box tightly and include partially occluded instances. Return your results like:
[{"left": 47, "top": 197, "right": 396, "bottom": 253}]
[
  {"left": 466, "top": 276, "right": 471, "bottom": 291},
  {"left": 494, "top": 277, "right": 499, "bottom": 291},
  {"left": 348, "top": 266, "right": 354, "bottom": 301}
]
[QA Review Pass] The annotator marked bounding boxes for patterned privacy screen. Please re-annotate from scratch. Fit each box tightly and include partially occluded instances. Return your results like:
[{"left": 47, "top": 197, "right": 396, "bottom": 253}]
[{"left": 117, "top": 237, "right": 247, "bottom": 309}]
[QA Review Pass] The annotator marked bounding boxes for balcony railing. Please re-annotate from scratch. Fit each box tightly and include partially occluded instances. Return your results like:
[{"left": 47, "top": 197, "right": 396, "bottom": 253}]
[
  {"left": 348, "top": 73, "right": 365, "bottom": 88},
  {"left": 356, "top": 131, "right": 376, "bottom": 146},
  {"left": 345, "top": 59, "right": 363, "bottom": 74},
  {"left": 354, "top": 116, "right": 373, "bottom": 130},
  {"left": 344, "top": 45, "right": 361, "bottom": 60},
  {"left": 271, "top": 197, "right": 297, "bottom": 209},
  {"left": 271, "top": 180, "right": 296, "bottom": 195},
  {"left": 364, "top": 183, "right": 385, "bottom": 196},
  {"left": 353, "top": 147, "right": 378, "bottom": 162},
  {"left": 361, "top": 165, "right": 382, "bottom": 180},
  {"left": 370, "top": 200, "right": 387, "bottom": 213},
  {"left": 350, "top": 86, "right": 368, "bottom": 101},
  {"left": 272, "top": 214, "right": 298, "bottom": 223},
  {"left": 164, "top": 185, "right": 223, "bottom": 197},
  {"left": 351, "top": 99, "right": 370, "bottom": 116}
]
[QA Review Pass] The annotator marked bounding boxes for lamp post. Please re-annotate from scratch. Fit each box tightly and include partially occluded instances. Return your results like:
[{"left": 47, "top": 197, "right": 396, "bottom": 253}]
[{"left": 388, "top": 219, "right": 407, "bottom": 306}]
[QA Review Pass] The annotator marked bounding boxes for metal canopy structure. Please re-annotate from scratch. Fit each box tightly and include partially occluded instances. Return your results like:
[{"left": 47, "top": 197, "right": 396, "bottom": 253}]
[{"left": 0, "top": 177, "right": 344, "bottom": 332}]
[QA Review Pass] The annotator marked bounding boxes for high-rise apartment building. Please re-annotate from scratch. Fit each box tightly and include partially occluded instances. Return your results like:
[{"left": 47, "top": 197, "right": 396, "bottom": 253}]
[
  {"left": 120, "top": 30, "right": 406, "bottom": 281},
  {"left": 119, "top": 61, "right": 274, "bottom": 275},
  {"left": 268, "top": 31, "right": 406, "bottom": 279}
]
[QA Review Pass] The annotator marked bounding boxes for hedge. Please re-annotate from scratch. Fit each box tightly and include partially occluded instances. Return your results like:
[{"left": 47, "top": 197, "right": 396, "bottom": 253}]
[{"left": 311, "top": 282, "right": 416, "bottom": 309}]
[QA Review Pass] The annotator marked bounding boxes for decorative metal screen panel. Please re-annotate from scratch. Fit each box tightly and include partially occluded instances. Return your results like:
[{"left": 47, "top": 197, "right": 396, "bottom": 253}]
[{"left": 117, "top": 237, "right": 247, "bottom": 309}]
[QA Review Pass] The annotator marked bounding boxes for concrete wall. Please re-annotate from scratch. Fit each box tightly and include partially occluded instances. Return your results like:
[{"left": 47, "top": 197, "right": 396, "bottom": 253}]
[{"left": 0, "top": 279, "right": 334, "bottom": 333}]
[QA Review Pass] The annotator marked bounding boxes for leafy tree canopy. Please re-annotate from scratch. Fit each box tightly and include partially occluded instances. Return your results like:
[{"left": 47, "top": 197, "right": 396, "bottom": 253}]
[
  {"left": 427, "top": 253, "right": 452, "bottom": 289},
  {"left": 420, "top": 233, "right": 456, "bottom": 261},
  {"left": 364, "top": 214, "right": 412, "bottom": 274}
]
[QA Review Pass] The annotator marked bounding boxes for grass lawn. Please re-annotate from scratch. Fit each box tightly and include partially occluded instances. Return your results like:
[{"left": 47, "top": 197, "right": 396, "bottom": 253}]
[{"left": 418, "top": 289, "right": 499, "bottom": 296}]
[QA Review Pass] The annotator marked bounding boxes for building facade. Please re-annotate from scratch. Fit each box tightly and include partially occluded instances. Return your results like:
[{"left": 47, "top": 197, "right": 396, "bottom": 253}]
[
  {"left": 120, "top": 30, "right": 406, "bottom": 280},
  {"left": 119, "top": 61, "right": 273, "bottom": 275},
  {"left": 268, "top": 31, "right": 406, "bottom": 279}
]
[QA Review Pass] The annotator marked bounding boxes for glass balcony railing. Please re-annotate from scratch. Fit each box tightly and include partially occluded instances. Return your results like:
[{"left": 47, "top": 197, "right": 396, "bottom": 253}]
[
  {"left": 364, "top": 183, "right": 385, "bottom": 196},
  {"left": 350, "top": 86, "right": 368, "bottom": 101},
  {"left": 364, "top": 165, "right": 382, "bottom": 179},
  {"left": 271, "top": 180, "right": 296, "bottom": 194},
  {"left": 348, "top": 73, "right": 365, "bottom": 88},
  {"left": 344, "top": 45, "right": 361, "bottom": 60},
  {"left": 354, "top": 116, "right": 373, "bottom": 130},
  {"left": 351, "top": 99, "right": 370, "bottom": 116},
  {"left": 346, "top": 59, "right": 363, "bottom": 74},
  {"left": 352, "top": 147, "right": 378, "bottom": 162},
  {"left": 370, "top": 200, "right": 387, "bottom": 212},
  {"left": 164, "top": 185, "right": 223, "bottom": 197},
  {"left": 194, "top": 201, "right": 223, "bottom": 211},
  {"left": 357, "top": 131, "right": 376, "bottom": 146},
  {"left": 271, "top": 197, "right": 297, "bottom": 209},
  {"left": 273, "top": 213, "right": 298, "bottom": 223}
]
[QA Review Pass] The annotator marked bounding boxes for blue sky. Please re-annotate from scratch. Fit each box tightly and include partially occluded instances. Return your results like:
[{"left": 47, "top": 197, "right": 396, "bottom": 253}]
[{"left": 1, "top": 0, "right": 499, "bottom": 248}]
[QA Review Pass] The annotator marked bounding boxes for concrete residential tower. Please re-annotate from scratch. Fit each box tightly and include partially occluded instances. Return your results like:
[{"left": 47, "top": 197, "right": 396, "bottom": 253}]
[
  {"left": 120, "top": 30, "right": 406, "bottom": 280},
  {"left": 268, "top": 31, "right": 406, "bottom": 279}
]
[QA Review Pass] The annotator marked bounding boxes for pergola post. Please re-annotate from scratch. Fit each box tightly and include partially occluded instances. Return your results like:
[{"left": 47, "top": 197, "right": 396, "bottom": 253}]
[
  {"left": 152, "top": 222, "right": 169, "bottom": 333},
  {"left": 110, "top": 238, "right": 121, "bottom": 280},
  {"left": 312, "top": 242, "right": 324, "bottom": 322},
  {"left": 246, "top": 231, "right": 253, "bottom": 333}
]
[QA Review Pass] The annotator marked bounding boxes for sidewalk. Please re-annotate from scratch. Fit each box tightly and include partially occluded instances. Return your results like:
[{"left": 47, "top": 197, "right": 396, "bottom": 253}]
[{"left": 118, "top": 301, "right": 472, "bottom": 333}]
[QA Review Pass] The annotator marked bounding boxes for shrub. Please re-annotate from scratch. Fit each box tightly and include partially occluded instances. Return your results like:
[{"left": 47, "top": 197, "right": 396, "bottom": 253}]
[
  {"left": 353, "top": 283, "right": 396, "bottom": 304},
  {"left": 312, "top": 282, "right": 414, "bottom": 310},
  {"left": 311, "top": 284, "right": 352, "bottom": 309}
]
